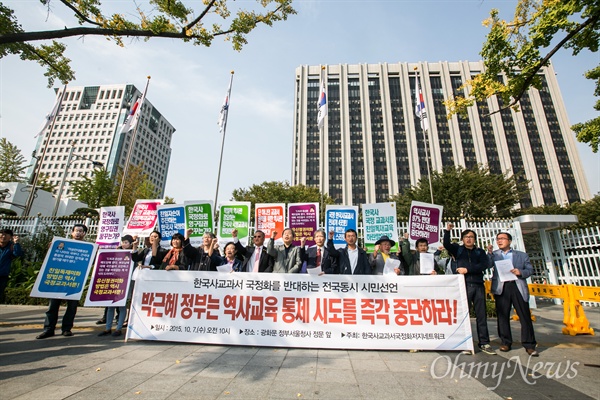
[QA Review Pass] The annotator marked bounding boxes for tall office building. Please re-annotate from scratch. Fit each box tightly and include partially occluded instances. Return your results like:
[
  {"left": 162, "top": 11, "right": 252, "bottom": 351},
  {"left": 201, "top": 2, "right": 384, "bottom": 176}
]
[
  {"left": 292, "top": 61, "right": 590, "bottom": 207},
  {"left": 31, "top": 84, "right": 175, "bottom": 199}
]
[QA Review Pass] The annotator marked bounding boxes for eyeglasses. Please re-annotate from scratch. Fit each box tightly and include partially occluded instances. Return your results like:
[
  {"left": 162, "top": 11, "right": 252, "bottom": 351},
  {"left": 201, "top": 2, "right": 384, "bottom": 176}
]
[
  {"left": 496, "top": 237, "right": 510, "bottom": 241},
  {"left": 253, "top": 235, "right": 263, "bottom": 239},
  {"left": 463, "top": 235, "right": 475, "bottom": 239}
]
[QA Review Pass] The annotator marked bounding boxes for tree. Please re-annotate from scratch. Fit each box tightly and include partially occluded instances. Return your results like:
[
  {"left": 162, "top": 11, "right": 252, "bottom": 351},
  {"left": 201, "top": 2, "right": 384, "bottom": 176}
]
[
  {"left": 0, "top": 0, "right": 296, "bottom": 87},
  {"left": 572, "top": 66, "right": 600, "bottom": 152},
  {"left": 0, "top": 138, "right": 27, "bottom": 182},
  {"left": 443, "top": 0, "right": 600, "bottom": 151},
  {"left": 35, "top": 173, "right": 57, "bottom": 193},
  {"left": 70, "top": 167, "right": 114, "bottom": 208},
  {"left": 391, "top": 166, "right": 528, "bottom": 219},
  {"left": 231, "top": 180, "right": 335, "bottom": 222},
  {"left": 164, "top": 196, "right": 176, "bottom": 204},
  {"left": 114, "top": 163, "right": 158, "bottom": 214}
]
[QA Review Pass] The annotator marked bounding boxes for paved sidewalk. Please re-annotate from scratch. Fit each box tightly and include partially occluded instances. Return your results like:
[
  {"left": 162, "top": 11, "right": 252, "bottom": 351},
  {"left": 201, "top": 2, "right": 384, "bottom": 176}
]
[{"left": 1, "top": 303, "right": 599, "bottom": 399}]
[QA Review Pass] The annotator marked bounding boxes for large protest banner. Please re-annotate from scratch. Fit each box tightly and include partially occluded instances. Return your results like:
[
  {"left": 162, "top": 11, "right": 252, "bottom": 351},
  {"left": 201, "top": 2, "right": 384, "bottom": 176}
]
[
  {"left": 157, "top": 204, "right": 186, "bottom": 248},
  {"left": 184, "top": 201, "right": 214, "bottom": 248},
  {"left": 218, "top": 202, "right": 251, "bottom": 247},
  {"left": 362, "top": 203, "right": 399, "bottom": 252},
  {"left": 288, "top": 202, "right": 318, "bottom": 247},
  {"left": 84, "top": 249, "right": 133, "bottom": 307},
  {"left": 325, "top": 205, "right": 358, "bottom": 249},
  {"left": 122, "top": 199, "right": 163, "bottom": 236},
  {"left": 126, "top": 272, "right": 473, "bottom": 352},
  {"left": 255, "top": 203, "right": 285, "bottom": 244},
  {"left": 96, "top": 206, "right": 125, "bottom": 249},
  {"left": 30, "top": 238, "right": 98, "bottom": 301},
  {"left": 408, "top": 201, "right": 444, "bottom": 248}
]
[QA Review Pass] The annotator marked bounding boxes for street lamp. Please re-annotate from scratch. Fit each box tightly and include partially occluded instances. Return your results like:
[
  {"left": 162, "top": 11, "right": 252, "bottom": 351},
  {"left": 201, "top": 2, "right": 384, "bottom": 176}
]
[{"left": 52, "top": 141, "right": 104, "bottom": 217}]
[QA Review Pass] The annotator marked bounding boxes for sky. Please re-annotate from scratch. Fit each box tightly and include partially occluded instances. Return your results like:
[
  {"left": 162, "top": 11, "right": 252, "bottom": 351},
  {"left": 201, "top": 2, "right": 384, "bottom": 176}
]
[{"left": 1, "top": 0, "right": 599, "bottom": 206}]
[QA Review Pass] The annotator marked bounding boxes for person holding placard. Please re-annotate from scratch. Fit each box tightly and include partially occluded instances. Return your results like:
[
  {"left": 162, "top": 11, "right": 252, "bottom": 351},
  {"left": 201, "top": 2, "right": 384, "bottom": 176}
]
[
  {"left": 487, "top": 232, "right": 538, "bottom": 357},
  {"left": 214, "top": 242, "right": 244, "bottom": 272},
  {"left": 443, "top": 223, "right": 495, "bottom": 355},
  {"left": 183, "top": 229, "right": 221, "bottom": 271},
  {"left": 399, "top": 233, "right": 439, "bottom": 275},
  {"left": 36, "top": 224, "right": 88, "bottom": 339},
  {"left": 326, "top": 229, "right": 371, "bottom": 275},
  {"left": 370, "top": 235, "right": 402, "bottom": 275},
  {"left": 131, "top": 230, "right": 168, "bottom": 270}
]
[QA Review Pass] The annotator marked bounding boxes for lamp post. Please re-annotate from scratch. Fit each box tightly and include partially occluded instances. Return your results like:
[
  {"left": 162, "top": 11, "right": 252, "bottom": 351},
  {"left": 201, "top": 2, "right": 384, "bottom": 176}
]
[{"left": 52, "top": 141, "right": 104, "bottom": 217}]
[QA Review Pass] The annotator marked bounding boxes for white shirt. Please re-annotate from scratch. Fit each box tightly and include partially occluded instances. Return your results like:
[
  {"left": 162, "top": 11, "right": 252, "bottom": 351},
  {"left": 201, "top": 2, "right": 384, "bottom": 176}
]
[{"left": 348, "top": 247, "right": 359, "bottom": 274}]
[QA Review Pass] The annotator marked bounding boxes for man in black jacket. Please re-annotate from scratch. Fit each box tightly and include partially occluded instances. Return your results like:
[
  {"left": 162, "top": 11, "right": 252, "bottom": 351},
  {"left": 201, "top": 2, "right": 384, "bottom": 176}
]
[
  {"left": 231, "top": 229, "right": 273, "bottom": 272},
  {"left": 325, "top": 229, "right": 371, "bottom": 275},
  {"left": 443, "top": 223, "right": 495, "bottom": 355}
]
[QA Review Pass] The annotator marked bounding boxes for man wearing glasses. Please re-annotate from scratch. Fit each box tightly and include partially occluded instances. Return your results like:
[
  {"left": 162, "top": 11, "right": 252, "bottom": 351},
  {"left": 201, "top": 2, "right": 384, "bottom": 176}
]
[
  {"left": 487, "top": 232, "right": 538, "bottom": 356},
  {"left": 232, "top": 229, "right": 274, "bottom": 273},
  {"left": 444, "top": 223, "right": 495, "bottom": 355}
]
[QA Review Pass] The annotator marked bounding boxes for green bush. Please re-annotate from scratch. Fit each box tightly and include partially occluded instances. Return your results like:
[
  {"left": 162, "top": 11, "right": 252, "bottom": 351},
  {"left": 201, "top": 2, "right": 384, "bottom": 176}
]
[{"left": 469, "top": 299, "right": 497, "bottom": 318}]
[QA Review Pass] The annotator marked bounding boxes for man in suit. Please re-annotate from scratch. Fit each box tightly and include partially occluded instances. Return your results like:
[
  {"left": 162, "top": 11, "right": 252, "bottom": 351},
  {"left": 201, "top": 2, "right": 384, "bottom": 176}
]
[
  {"left": 370, "top": 234, "right": 401, "bottom": 275},
  {"left": 487, "top": 232, "right": 538, "bottom": 357},
  {"left": 232, "top": 229, "right": 273, "bottom": 272},
  {"left": 326, "top": 229, "right": 371, "bottom": 275},
  {"left": 300, "top": 229, "right": 333, "bottom": 273}
]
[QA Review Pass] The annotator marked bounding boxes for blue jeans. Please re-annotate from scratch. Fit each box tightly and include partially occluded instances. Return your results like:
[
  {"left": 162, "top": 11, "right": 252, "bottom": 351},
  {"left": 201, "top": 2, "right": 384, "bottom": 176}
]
[{"left": 105, "top": 306, "right": 127, "bottom": 331}]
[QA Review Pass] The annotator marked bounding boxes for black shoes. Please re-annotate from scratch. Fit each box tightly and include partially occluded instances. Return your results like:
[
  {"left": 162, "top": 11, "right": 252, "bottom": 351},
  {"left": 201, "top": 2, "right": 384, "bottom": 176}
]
[
  {"left": 112, "top": 330, "right": 122, "bottom": 337},
  {"left": 98, "top": 330, "right": 111, "bottom": 337},
  {"left": 36, "top": 331, "right": 55, "bottom": 339},
  {"left": 62, "top": 331, "right": 73, "bottom": 337},
  {"left": 95, "top": 319, "right": 106, "bottom": 325}
]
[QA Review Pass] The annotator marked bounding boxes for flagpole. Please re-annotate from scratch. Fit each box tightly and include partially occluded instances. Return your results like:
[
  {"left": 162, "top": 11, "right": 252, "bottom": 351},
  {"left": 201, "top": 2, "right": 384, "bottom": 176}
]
[
  {"left": 214, "top": 71, "right": 234, "bottom": 219},
  {"left": 414, "top": 67, "right": 434, "bottom": 204},
  {"left": 23, "top": 84, "right": 67, "bottom": 216},
  {"left": 117, "top": 76, "right": 151, "bottom": 206},
  {"left": 319, "top": 66, "right": 326, "bottom": 227}
]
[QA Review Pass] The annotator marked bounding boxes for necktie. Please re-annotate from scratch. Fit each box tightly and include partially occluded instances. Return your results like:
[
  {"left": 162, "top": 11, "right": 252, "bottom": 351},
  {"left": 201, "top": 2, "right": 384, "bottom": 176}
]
[
  {"left": 316, "top": 247, "right": 322, "bottom": 267},
  {"left": 253, "top": 247, "right": 260, "bottom": 272}
]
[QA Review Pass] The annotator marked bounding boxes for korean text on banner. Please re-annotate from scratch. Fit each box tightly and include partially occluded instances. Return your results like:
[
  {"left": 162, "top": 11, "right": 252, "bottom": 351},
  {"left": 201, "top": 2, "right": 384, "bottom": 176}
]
[
  {"left": 84, "top": 249, "right": 133, "bottom": 307},
  {"left": 409, "top": 201, "right": 444, "bottom": 247},
  {"left": 325, "top": 205, "right": 358, "bottom": 249},
  {"left": 96, "top": 206, "right": 125, "bottom": 249},
  {"left": 123, "top": 199, "right": 163, "bottom": 236},
  {"left": 362, "top": 203, "right": 399, "bottom": 252},
  {"left": 30, "top": 237, "right": 98, "bottom": 301},
  {"left": 126, "top": 272, "right": 473, "bottom": 352},
  {"left": 288, "top": 203, "right": 319, "bottom": 247},
  {"left": 184, "top": 201, "right": 214, "bottom": 248},
  {"left": 219, "top": 202, "right": 251, "bottom": 247},
  {"left": 255, "top": 203, "right": 285, "bottom": 244},
  {"left": 157, "top": 204, "right": 186, "bottom": 248}
]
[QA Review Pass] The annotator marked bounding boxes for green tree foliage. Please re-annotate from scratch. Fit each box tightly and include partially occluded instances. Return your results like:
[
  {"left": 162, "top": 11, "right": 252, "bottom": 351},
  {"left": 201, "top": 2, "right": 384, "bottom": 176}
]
[
  {"left": 515, "top": 194, "right": 600, "bottom": 225},
  {"left": 114, "top": 163, "right": 158, "bottom": 214},
  {"left": 0, "top": 0, "right": 296, "bottom": 87},
  {"left": 391, "top": 166, "right": 528, "bottom": 219},
  {"left": 0, "top": 137, "right": 27, "bottom": 182},
  {"left": 164, "top": 196, "right": 176, "bottom": 204},
  {"left": 444, "top": 0, "right": 599, "bottom": 151},
  {"left": 231, "top": 180, "right": 335, "bottom": 221},
  {"left": 70, "top": 167, "right": 114, "bottom": 208},
  {"left": 35, "top": 172, "right": 57, "bottom": 193},
  {"left": 572, "top": 65, "right": 600, "bottom": 152}
]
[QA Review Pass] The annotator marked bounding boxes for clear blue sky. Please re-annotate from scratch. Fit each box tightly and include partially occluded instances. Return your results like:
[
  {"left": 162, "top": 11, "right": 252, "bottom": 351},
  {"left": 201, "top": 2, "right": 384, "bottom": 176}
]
[{"left": 1, "top": 0, "right": 598, "bottom": 204}]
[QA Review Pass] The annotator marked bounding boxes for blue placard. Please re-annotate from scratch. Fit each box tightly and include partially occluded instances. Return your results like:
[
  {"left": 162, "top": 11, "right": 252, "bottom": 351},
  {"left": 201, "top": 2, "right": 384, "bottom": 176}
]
[{"left": 325, "top": 207, "right": 358, "bottom": 248}]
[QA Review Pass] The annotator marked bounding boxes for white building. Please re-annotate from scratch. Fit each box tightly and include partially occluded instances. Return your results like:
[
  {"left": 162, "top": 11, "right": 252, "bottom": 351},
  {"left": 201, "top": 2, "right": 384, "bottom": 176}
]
[
  {"left": 0, "top": 182, "right": 86, "bottom": 216},
  {"left": 30, "top": 84, "right": 175, "bottom": 200},
  {"left": 292, "top": 61, "right": 590, "bottom": 207}
]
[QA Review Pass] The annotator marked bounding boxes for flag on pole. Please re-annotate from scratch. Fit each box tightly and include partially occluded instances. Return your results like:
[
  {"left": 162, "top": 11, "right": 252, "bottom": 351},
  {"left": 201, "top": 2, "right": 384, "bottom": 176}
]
[
  {"left": 415, "top": 74, "right": 428, "bottom": 131},
  {"left": 35, "top": 89, "right": 65, "bottom": 138},
  {"left": 120, "top": 93, "right": 145, "bottom": 134},
  {"left": 317, "top": 82, "right": 327, "bottom": 130},
  {"left": 218, "top": 79, "right": 232, "bottom": 133}
]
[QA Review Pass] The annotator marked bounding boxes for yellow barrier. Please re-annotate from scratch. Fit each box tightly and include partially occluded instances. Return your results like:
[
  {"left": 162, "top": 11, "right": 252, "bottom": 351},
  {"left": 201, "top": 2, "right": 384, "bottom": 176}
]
[
  {"left": 528, "top": 283, "right": 596, "bottom": 336},
  {"left": 483, "top": 281, "right": 597, "bottom": 336}
]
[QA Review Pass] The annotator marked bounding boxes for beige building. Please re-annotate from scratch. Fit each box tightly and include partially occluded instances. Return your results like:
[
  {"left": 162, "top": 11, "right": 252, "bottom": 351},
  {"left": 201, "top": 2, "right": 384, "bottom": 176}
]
[
  {"left": 31, "top": 84, "right": 175, "bottom": 198},
  {"left": 292, "top": 61, "right": 590, "bottom": 207}
]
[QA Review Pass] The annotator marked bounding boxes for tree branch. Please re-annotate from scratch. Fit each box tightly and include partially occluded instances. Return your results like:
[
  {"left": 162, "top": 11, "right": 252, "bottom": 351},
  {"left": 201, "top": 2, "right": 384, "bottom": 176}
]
[
  {"left": 182, "top": 0, "right": 217, "bottom": 33},
  {"left": 486, "top": 10, "right": 600, "bottom": 116},
  {"left": 0, "top": 26, "right": 229, "bottom": 45},
  {"left": 59, "top": 0, "right": 103, "bottom": 27}
]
